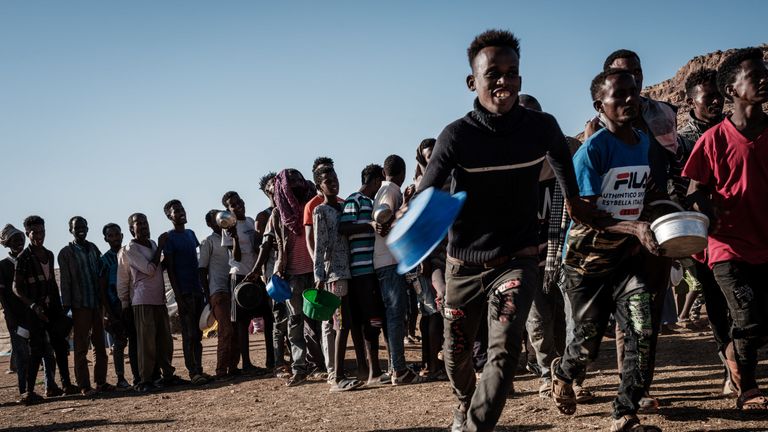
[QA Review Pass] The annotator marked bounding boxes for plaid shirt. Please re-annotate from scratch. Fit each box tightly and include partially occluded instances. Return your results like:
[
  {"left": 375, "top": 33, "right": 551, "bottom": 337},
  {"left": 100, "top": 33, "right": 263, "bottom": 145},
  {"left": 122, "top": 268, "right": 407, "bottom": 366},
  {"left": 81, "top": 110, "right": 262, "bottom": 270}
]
[{"left": 13, "top": 246, "right": 62, "bottom": 312}]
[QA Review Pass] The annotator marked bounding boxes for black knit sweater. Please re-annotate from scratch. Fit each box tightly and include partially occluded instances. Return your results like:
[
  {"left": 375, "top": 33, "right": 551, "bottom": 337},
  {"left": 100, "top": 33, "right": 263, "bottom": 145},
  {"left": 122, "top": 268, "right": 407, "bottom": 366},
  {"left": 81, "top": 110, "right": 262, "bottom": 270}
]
[{"left": 417, "top": 99, "right": 579, "bottom": 265}]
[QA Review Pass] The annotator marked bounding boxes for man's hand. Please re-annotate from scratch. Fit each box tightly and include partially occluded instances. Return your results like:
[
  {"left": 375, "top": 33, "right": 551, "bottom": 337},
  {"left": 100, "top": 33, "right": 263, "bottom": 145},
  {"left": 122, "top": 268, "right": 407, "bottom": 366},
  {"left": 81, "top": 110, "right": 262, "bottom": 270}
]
[
  {"left": 226, "top": 226, "right": 238, "bottom": 238},
  {"left": 32, "top": 304, "right": 48, "bottom": 323},
  {"left": 634, "top": 221, "right": 662, "bottom": 255},
  {"left": 583, "top": 116, "right": 602, "bottom": 140},
  {"left": 403, "top": 184, "right": 416, "bottom": 204},
  {"left": 374, "top": 221, "right": 392, "bottom": 237},
  {"left": 565, "top": 197, "right": 610, "bottom": 230},
  {"left": 315, "top": 280, "right": 324, "bottom": 290},
  {"left": 244, "top": 269, "right": 261, "bottom": 282}
]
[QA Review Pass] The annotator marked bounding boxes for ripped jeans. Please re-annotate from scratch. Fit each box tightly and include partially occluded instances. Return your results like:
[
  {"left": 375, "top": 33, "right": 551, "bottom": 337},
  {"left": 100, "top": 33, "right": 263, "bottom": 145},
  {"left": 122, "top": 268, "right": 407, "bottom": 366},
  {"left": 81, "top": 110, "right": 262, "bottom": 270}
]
[
  {"left": 442, "top": 256, "right": 537, "bottom": 432},
  {"left": 555, "top": 257, "right": 654, "bottom": 419}
]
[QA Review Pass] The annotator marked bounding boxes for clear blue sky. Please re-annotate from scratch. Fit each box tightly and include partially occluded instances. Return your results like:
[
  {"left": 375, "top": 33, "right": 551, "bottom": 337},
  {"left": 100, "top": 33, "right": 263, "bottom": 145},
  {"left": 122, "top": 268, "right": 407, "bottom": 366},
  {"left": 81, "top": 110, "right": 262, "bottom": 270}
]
[{"left": 1, "top": 0, "right": 765, "bottom": 260}]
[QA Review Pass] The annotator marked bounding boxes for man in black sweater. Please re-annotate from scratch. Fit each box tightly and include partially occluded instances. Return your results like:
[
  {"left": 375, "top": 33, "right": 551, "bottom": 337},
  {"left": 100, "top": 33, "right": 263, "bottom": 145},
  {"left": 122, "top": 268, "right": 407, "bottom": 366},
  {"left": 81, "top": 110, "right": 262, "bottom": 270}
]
[{"left": 416, "top": 29, "right": 588, "bottom": 432}]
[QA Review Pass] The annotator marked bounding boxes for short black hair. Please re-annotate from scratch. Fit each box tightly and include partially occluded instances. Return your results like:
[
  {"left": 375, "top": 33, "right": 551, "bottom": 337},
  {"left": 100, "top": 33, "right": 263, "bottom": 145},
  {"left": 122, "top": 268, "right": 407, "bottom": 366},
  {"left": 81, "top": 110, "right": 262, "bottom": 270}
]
[
  {"left": 590, "top": 69, "right": 635, "bottom": 101},
  {"left": 418, "top": 138, "right": 436, "bottom": 153},
  {"left": 23, "top": 215, "right": 44, "bottom": 231},
  {"left": 717, "top": 47, "right": 764, "bottom": 101},
  {"left": 467, "top": 29, "right": 520, "bottom": 68},
  {"left": 221, "top": 191, "right": 239, "bottom": 207},
  {"left": 603, "top": 49, "right": 640, "bottom": 72},
  {"left": 102, "top": 223, "right": 121, "bottom": 236},
  {"left": 205, "top": 209, "right": 220, "bottom": 226},
  {"left": 313, "top": 165, "right": 336, "bottom": 188},
  {"left": 684, "top": 69, "right": 718, "bottom": 98},
  {"left": 127, "top": 213, "right": 145, "bottom": 227},
  {"left": 383, "top": 154, "right": 406, "bottom": 177},
  {"left": 258, "top": 172, "right": 277, "bottom": 193},
  {"left": 163, "top": 199, "right": 181, "bottom": 217},
  {"left": 518, "top": 94, "right": 542, "bottom": 111},
  {"left": 361, "top": 164, "right": 384, "bottom": 186},
  {"left": 312, "top": 157, "right": 334, "bottom": 172},
  {"left": 68, "top": 216, "right": 86, "bottom": 228}
]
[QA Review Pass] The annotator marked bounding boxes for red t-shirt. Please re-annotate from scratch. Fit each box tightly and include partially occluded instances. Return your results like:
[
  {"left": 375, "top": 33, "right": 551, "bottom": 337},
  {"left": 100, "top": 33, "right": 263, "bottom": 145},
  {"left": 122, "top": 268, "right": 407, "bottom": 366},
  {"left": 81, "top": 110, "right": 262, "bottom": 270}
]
[
  {"left": 303, "top": 195, "right": 324, "bottom": 226},
  {"left": 682, "top": 118, "right": 768, "bottom": 267}
]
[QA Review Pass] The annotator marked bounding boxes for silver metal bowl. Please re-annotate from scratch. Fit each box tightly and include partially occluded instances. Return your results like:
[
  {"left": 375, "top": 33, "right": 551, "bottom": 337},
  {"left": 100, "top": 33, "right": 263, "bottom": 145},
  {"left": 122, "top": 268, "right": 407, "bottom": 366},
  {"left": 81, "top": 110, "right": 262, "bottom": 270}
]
[
  {"left": 650, "top": 211, "right": 709, "bottom": 258},
  {"left": 216, "top": 210, "right": 237, "bottom": 229}
]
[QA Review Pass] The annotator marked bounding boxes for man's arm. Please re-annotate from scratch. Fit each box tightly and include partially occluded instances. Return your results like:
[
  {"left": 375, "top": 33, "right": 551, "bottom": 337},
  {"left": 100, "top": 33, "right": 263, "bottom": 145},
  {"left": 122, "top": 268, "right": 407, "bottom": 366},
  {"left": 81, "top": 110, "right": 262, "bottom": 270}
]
[
  {"left": 416, "top": 128, "right": 455, "bottom": 193},
  {"left": 12, "top": 258, "right": 33, "bottom": 307},
  {"left": 582, "top": 196, "right": 661, "bottom": 255},
  {"left": 56, "top": 248, "right": 72, "bottom": 310},
  {"left": 305, "top": 225, "right": 316, "bottom": 261},
  {"left": 313, "top": 210, "right": 328, "bottom": 286},
  {"left": 116, "top": 250, "right": 132, "bottom": 309}
]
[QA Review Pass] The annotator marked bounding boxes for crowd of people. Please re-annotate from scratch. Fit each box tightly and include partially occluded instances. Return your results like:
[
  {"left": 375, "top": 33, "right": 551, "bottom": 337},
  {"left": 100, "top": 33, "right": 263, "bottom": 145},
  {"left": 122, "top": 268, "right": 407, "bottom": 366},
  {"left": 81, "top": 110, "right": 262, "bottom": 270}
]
[{"left": 0, "top": 29, "right": 766, "bottom": 432}]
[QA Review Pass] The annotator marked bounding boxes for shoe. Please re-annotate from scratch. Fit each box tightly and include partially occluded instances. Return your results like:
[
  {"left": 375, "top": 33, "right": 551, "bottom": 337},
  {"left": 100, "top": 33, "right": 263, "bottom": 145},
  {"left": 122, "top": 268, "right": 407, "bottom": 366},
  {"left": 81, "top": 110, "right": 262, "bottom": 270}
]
[
  {"left": 273, "top": 365, "right": 291, "bottom": 379},
  {"left": 573, "top": 385, "right": 595, "bottom": 403},
  {"left": 45, "top": 385, "right": 64, "bottom": 398},
  {"left": 134, "top": 382, "right": 157, "bottom": 393},
  {"left": 526, "top": 361, "right": 542, "bottom": 377},
  {"left": 392, "top": 367, "right": 427, "bottom": 385},
  {"left": 638, "top": 394, "right": 660, "bottom": 413},
  {"left": 191, "top": 374, "right": 209, "bottom": 385},
  {"left": 80, "top": 387, "right": 96, "bottom": 396},
  {"left": 62, "top": 383, "right": 80, "bottom": 395},
  {"left": 116, "top": 378, "right": 132, "bottom": 390},
  {"left": 539, "top": 379, "right": 552, "bottom": 399},
  {"left": 285, "top": 373, "right": 308, "bottom": 387},
  {"left": 20, "top": 391, "right": 43, "bottom": 405},
  {"left": 450, "top": 406, "right": 466, "bottom": 432},
  {"left": 156, "top": 375, "right": 189, "bottom": 387},
  {"left": 96, "top": 383, "right": 116, "bottom": 392},
  {"left": 5, "top": 368, "right": 16, "bottom": 375}
]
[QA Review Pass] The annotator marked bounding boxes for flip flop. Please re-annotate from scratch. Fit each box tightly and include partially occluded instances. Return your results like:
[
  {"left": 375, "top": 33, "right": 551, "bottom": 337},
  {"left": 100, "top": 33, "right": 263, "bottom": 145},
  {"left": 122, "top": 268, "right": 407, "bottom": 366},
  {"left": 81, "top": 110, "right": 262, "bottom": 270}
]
[
  {"left": 550, "top": 358, "right": 576, "bottom": 416},
  {"left": 330, "top": 377, "right": 363, "bottom": 392},
  {"left": 737, "top": 389, "right": 768, "bottom": 411}
]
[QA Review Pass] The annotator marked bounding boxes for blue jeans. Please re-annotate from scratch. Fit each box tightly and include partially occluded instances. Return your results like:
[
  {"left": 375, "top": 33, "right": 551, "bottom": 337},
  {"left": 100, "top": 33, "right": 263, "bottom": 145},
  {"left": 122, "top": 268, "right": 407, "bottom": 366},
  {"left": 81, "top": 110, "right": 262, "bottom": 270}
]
[{"left": 375, "top": 265, "right": 408, "bottom": 373}]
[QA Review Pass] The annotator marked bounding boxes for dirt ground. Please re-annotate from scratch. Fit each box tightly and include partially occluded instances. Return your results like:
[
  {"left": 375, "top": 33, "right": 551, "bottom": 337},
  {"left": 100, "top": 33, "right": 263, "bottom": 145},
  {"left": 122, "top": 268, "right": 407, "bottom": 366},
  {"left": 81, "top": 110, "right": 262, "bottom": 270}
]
[{"left": 0, "top": 325, "right": 766, "bottom": 432}]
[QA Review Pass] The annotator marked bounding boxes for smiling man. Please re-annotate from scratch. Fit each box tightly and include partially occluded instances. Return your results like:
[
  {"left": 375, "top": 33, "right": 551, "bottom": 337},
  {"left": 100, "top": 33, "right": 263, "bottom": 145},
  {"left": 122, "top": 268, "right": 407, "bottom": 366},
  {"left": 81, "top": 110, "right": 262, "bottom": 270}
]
[
  {"left": 416, "top": 29, "right": 588, "bottom": 432},
  {"left": 58, "top": 216, "right": 112, "bottom": 395}
]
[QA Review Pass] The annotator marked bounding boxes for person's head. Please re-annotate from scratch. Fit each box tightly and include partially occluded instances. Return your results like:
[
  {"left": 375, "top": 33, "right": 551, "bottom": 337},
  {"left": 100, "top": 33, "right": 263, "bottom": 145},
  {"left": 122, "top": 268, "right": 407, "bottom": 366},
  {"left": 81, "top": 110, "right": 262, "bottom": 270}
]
[
  {"left": 591, "top": 69, "right": 640, "bottom": 127},
  {"left": 221, "top": 191, "right": 245, "bottom": 219},
  {"left": 204, "top": 209, "right": 222, "bottom": 234},
  {"left": 127, "top": 213, "right": 150, "bottom": 241},
  {"left": 259, "top": 172, "right": 277, "bottom": 200},
  {"left": 102, "top": 223, "right": 123, "bottom": 250},
  {"left": 466, "top": 29, "right": 522, "bottom": 115},
  {"left": 360, "top": 163, "right": 385, "bottom": 196},
  {"left": 518, "top": 94, "right": 542, "bottom": 112},
  {"left": 383, "top": 154, "right": 406, "bottom": 187},
  {"left": 717, "top": 47, "right": 768, "bottom": 105},
  {"left": 163, "top": 199, "right": 187, "bottom": 226},
  {"left": 0, "top": 225, "right": 25, "bottom": 255},
  {"left": 23, "top": 215, "right": 45, "bottom": 247},
  {"left": 684, "top": 69, "right": 723, "bottom": 123},
  {"left": 417, "top": 138, "right": 436, "bottom": 167},
  {"left": 312, "top": 157, "right": 334, "bottom": 173},
  {"left": 604, "top": 49, "right": 642, "bottom": 89},
  {"left": 68, "top": 216, "right": 88, "bottom": 243},
  {"left": 285, "top": 169, "right": 309, "bottom": 199},
  {"left": 314, "top": 166, "right": 339, "bottom": 198}
]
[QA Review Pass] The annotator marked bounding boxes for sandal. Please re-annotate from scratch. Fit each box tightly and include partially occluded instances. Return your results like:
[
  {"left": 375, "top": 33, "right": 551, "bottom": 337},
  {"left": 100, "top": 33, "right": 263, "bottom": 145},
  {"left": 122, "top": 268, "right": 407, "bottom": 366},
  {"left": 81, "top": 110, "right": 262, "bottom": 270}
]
[
  {"left": 364, "top": 373, "right": 390, "bottom": 388},
  {"left": 638, "top": 394, "right": 659, "bottom": 413},
  {"left": 610, "top": 414, "right": 661, "bottom": 432},
  {"left": 550, "top": 358, "right": 576, "bottom": 415},
  {"left": 737, "top": 388, "right": 768, "bottom": 411},
  {"left": 574, "top": 385, "right": 595, "bottom": 403},
  {"left": 392, "top": 368, "right": 427, "bottom": 386},
  {"left": 329, "top": 377, "right": 363, "bottom": 392}
]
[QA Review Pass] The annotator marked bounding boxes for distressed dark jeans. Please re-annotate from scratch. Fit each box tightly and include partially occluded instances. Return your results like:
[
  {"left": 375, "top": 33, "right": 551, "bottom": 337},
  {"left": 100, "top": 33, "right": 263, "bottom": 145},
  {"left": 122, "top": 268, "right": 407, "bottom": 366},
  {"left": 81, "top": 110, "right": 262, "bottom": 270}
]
[
  {"left": 525, "top": 267, "right": 566, "bottom": 380},
  {"left": 556, "top": 256, "right": 654, "bottom": 419},
  {"left": 712, "top": 260, "right": 768, "bottom": 392},
  {"left": 442, "top": 256, "right": 537, "bottom": 432}
]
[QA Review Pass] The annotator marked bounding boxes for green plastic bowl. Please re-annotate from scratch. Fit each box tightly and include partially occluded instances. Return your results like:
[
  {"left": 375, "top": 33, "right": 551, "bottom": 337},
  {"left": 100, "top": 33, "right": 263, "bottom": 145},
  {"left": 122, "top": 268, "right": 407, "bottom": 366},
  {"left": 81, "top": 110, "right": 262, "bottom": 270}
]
[{"left": 302, "top": 289, "right": 341, "bottom": 321}]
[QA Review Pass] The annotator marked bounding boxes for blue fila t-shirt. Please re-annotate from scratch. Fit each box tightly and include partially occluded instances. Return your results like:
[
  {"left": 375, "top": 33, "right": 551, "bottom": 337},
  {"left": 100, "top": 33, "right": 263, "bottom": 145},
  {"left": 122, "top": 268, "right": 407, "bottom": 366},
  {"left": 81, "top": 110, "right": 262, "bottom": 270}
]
[{"left": 564, "top": 128, "right": 651, "bottom": 275}]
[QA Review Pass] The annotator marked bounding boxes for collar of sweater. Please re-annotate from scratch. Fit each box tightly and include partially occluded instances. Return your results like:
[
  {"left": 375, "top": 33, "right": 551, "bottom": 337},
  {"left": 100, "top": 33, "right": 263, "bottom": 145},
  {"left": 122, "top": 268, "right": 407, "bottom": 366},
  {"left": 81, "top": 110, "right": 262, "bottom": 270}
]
[
  {"left": 470, "top": 98, "right": 524, "bottom": 133},
  {"left": 687, "top": 109, "right": 723, "bottom": 133}
]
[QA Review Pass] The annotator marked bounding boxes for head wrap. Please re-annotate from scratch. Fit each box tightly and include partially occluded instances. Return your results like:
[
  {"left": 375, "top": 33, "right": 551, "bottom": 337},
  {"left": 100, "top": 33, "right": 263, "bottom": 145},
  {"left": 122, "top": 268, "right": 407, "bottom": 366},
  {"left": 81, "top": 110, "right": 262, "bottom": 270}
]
[
  {"left": 0, "top": 224, "right": 23, "bottom": 246},
  {"left": 274, "top": 169, "right": 316, "bottom": 235}
]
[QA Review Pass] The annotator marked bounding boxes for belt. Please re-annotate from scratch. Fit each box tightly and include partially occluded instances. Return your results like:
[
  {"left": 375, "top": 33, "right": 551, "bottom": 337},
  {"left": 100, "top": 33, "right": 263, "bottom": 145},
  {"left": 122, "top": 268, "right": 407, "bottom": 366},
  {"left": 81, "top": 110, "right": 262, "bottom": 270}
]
[{"left": 447, "top": 246, "right": 538, "bottom": 269}]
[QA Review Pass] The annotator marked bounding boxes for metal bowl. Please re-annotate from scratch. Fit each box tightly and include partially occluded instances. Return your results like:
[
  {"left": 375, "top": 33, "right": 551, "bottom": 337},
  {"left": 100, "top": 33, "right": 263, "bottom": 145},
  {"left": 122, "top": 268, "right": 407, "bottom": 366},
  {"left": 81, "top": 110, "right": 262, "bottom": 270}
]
[
  {"left": 216, "top": 210, "right": 237, "bottom": 229},
  {"left": 650, "top": 211, "right": 709, "bottom": 258}
]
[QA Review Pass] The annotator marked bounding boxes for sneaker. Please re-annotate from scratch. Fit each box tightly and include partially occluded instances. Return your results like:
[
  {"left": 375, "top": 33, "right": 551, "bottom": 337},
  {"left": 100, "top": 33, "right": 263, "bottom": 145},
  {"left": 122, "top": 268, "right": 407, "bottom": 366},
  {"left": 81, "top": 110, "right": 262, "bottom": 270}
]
[
  {"left": 526, "top": 361, "right": 542, "bottom": 377},
  {"left": 450, "top": 406, "right": 467, "bottom": 432},
  {"left": 285, "top": 373, "right": 308, "bottom": 387},
  {"left": 45, "top": 385, "right": 64, "bottom": 398},
  {"left": 392, "top": 367, "right": 426, "bottom": 386}
]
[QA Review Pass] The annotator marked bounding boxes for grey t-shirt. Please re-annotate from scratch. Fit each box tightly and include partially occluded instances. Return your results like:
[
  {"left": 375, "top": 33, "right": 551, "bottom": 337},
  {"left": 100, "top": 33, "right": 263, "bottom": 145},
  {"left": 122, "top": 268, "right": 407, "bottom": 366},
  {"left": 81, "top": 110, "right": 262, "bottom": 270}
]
[{"left": 199, "top": 232, "right": 230, "bottom": 295}]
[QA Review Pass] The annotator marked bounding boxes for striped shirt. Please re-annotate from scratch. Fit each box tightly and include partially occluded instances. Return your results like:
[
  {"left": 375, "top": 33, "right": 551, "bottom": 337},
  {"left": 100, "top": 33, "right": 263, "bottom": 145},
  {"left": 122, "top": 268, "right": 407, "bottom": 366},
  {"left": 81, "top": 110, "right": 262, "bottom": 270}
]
[{"left": 340, "top": 192, "right": 375, "bottom": 276}]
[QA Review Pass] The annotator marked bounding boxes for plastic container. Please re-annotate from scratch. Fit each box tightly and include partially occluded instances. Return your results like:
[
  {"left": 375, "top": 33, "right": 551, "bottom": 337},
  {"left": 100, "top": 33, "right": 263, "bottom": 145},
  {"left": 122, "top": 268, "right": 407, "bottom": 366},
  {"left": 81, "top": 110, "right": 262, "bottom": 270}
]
[
  {"left": 302, "top": 289, "right": 341, "bottom": 321},
  {"left": 386, "top": 187, "right": 467, "bottom": 274},
  {"left": 266, "top": 274, "right": 291, "bottom": 302}
]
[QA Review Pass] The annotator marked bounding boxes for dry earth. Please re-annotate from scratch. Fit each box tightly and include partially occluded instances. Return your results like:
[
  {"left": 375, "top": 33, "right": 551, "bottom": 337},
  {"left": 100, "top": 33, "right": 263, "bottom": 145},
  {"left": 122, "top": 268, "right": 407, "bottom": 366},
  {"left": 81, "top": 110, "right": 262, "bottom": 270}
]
[{"left": 0, "top": 324, "right": 766, "bottom": 432}]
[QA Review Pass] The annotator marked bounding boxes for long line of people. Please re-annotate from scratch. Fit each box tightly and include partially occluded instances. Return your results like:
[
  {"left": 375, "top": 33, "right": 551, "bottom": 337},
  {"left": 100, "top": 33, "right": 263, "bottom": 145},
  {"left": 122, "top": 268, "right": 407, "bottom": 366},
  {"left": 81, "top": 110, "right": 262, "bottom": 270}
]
[{"left": 0, "top": 29, "right": 766, "bottom": 432}]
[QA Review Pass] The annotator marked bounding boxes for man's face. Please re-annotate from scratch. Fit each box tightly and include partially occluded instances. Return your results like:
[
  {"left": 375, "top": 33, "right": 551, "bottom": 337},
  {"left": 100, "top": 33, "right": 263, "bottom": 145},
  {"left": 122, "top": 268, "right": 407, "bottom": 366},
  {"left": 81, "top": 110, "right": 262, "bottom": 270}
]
[
  {"left": 7, "top": 233, "right": 25, "bottom": 255},
  {"left": 263, "top": 178, "right": 275, "bottom": 201},
  {"left": 225, "top": 195, "right": 246, "bottom": 219},
  {"left": 467, "top": 46, "right": 521, "bottom": 115},
  {"left": 70, "top": 218, "right": 88, "bottom": 242},
  {"left": 317, "top": 171, "right": 340, "bottom": 197},
  {"left": 608, "top": 56, "right": 643, "bottom": 89},
  {"left": 421, "top": 147, "right": 433, "bottom": 165},
  {"left": 129, "top": 215, "right": 150, "bottom": 240},
  {"left": 104, "top": 227, "right": 123, "bottom": 250},
  {"left": 595, "top": 74, "right": 640, "bottom": 125},
  {"left": 689, "top": 82, "right": 724, "bottom": 123},
  {"left": 168, "top": 204, "right": 187, "bottom": 225},
  {"left": 729, "top": 58, "right": 768, "bottom": 104},
  {"left": 27, "top": 224, "right": 45, "bottom": 247},
  {"left": 287, "top": 170, "right": 307, "bottom": 197}
]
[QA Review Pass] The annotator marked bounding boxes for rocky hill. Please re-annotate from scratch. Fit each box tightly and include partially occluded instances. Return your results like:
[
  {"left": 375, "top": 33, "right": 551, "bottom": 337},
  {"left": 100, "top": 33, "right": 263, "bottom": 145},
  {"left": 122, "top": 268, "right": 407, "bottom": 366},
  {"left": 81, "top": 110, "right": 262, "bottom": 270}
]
[{"left": 643, "top": 44, "right": 768, "bottom": 126}]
